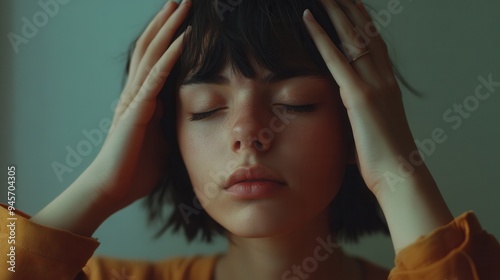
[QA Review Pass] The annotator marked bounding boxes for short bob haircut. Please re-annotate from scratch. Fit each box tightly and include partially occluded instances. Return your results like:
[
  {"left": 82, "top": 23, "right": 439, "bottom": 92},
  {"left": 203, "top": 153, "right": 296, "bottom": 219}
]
[{"left": 125, "top": 0, "right": 390, "bottom": 243}]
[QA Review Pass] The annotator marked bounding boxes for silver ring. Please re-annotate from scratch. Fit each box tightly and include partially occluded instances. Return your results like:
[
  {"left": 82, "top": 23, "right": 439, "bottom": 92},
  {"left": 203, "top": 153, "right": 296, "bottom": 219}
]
[{"left": 348, "top": 50, "right": 370, "bottom": 64}]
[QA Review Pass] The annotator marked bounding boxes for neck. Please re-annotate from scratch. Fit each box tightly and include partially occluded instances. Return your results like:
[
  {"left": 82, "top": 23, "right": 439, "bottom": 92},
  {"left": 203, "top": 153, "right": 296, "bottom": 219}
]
[{"left": 215, "top": 209, "right": 349, "bottom": 280}]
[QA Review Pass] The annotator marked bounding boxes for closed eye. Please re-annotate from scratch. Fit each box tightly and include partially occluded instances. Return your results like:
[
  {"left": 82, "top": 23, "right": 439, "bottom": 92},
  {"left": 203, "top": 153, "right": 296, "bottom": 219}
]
[
  {"left": 189, "top": 108, "right": 225, "bottom": 121},
  {"left": 189, "top": 105, "right": 317, "bottom": 122},
  {"left": 279, "top": 104, "right": 317, "bottom": 113}
]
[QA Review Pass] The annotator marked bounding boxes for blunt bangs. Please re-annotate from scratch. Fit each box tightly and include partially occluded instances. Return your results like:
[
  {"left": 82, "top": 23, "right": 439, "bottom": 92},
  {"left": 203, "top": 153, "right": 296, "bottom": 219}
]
[{"left": 176, "top": 0, "right": 344, "bottom": 88}]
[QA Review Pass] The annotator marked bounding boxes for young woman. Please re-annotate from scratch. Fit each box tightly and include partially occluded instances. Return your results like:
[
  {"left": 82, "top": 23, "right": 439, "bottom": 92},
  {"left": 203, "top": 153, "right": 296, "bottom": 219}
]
[{"left": 1, "top": 0, "right": 499, "bottom": 279}]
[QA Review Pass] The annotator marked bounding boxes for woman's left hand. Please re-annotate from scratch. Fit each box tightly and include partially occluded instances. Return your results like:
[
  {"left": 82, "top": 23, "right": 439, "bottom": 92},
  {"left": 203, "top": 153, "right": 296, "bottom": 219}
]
[
  {"left": 303, "top": 0, "right": 454, "bottom": 254},
  {"left": 303, "top": 0, "right": 419, "bottom": 198}
]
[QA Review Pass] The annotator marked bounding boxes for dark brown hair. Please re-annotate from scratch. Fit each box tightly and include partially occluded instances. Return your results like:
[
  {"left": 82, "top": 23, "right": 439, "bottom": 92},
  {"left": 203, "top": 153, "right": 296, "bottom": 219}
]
[{"left": 126, "top": 0, "right": 390, "bottom": 244}]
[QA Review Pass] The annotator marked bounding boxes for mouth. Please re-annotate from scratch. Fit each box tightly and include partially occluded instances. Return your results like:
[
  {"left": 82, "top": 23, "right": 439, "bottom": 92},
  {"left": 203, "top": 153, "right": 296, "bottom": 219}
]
[{"left": 224, "top": 166, "right": 286, "bottom": 199}]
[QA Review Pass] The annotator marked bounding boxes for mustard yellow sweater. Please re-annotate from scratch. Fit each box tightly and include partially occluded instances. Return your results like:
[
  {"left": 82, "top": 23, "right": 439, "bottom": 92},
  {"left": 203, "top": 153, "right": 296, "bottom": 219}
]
[{"left": 1, "top": 205, "right": 499, "bottom": 280}]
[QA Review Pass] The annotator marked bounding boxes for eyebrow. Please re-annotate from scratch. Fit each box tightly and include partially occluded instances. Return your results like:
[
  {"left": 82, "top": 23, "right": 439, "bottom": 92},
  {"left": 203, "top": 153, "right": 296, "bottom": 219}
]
[{"left": 180, "top": 68, "right": 328, "bottom": 87}]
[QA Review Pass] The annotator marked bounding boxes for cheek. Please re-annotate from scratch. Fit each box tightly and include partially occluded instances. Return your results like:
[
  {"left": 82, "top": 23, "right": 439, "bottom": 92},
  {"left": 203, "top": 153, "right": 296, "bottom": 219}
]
[
  {"left": 280, "top": 109, "right": 348, "bottom": 198},
  {"left": 177, "top": 121, "right": 204, "bottom": 186},
  {"left": 177, "top": 121, "right": 229, "bottom": 199}
]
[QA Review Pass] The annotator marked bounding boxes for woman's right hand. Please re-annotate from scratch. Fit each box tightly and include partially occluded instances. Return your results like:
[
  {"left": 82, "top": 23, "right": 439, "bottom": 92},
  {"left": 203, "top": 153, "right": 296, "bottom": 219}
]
[
  {"left": 90, "top": 0, "right": 191, "bottom": 210},
  {"left": 30, "top": 1, "right": 191, "bottom": 236}
]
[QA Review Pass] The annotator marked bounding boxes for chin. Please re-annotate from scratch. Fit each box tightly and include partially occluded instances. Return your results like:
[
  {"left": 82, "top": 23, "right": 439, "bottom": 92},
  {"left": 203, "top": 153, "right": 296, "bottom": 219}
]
[{"left": 210, "top": 201, "right": 307, "bottom": 239}]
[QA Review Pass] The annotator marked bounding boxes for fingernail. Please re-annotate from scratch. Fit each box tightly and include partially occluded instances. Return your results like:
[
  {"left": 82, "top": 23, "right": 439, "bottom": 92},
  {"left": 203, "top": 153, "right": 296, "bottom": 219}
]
[
  {"left": 303, "top": 9, "right": 315, "bottom": 22},
  {"left": 164, "top": 1, "right": 172, "bottom": 9}
]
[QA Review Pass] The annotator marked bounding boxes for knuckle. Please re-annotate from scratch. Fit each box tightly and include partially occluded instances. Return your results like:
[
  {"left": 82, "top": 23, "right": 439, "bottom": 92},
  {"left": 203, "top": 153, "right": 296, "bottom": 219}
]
[
  {"left": 149, "top": 67, "right": 170, "bottom": 83},
  {"left": 134, "top": 37, "right": 147, "bottom": 52}
]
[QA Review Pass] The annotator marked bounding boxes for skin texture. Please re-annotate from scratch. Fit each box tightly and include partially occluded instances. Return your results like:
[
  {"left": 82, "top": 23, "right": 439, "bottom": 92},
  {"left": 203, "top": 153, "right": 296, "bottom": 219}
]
[
  {"left": 30, "top": 1, "right": 455, "bottom": 279},
  {"left": 177, "top": 63, "right": 348, "bottom": 239}
]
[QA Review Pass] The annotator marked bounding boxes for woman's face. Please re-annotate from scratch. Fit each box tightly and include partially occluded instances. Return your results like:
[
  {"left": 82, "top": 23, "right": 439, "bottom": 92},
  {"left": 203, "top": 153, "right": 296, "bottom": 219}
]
[{"left": 176, "top": 62, "right": 349, "bottom": 238}]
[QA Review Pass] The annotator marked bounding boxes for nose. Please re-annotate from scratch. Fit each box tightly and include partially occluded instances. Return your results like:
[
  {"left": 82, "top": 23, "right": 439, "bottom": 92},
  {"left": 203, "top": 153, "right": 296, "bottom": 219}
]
[{"left": 231, "top": 103, "right": 273, "bottom": 153}]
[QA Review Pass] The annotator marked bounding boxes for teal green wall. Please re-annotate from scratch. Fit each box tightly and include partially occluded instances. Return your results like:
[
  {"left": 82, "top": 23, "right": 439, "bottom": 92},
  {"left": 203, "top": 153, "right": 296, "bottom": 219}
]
[{"left": 1, "top": 0, "right": 499, "bottom": 268}]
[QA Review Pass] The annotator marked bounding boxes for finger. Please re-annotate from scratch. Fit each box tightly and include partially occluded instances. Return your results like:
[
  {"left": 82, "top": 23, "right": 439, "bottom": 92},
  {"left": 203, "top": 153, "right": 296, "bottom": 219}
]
[
  {"left": 132, "top": 0, "right": 191, "bottom": 92},
  {"left": 117, "top": 0, "right": 191, "bottom": 126},
  {"left": 303, "top": 9, "right": 361, "bottom": 91},
  {"left": 127, "top": 1, "right": 180, "bottom": 87},
  {"left": 355, "top": 0, "right": 371, "bottom": 21},
  {"left": 317, "top": 0, "right": 381, "bottom": 87},
  {"left": 317, "top": 0, "right": 366, "bottom": 58},
  {"left": 117, "top": 1, "right": 180, "bottom": 127},
  {"left": 336, "top": 0, "right": 394, "bottom": 80},
  {"left": 135, "top": 28, "right": 190, "bottom": 104},
  {"left": 122, "top": 28, "right": 190, "bottom": 127}
]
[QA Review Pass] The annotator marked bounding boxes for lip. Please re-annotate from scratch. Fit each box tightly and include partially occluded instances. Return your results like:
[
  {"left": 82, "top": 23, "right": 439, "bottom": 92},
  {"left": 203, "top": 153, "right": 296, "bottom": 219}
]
[{"left": 224, "top": 166, "right": 286, "bottom": 199}]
